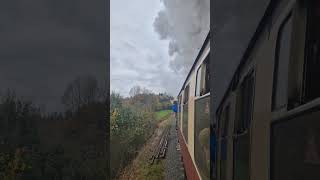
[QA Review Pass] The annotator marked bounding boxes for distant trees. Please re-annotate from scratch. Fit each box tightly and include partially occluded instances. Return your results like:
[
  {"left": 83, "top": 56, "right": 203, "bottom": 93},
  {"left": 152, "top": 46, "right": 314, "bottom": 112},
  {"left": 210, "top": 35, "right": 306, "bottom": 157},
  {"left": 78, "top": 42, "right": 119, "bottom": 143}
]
[{"left": 128, "top": 85, "right": 174, "bottom": 112}]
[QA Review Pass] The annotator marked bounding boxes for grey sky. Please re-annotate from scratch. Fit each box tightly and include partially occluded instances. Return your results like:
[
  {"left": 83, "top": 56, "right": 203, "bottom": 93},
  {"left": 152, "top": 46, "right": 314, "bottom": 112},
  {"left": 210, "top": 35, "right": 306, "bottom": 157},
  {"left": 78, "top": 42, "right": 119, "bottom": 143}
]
[{"left": 111, "top": 0, "right": 209, "bottom": 97}]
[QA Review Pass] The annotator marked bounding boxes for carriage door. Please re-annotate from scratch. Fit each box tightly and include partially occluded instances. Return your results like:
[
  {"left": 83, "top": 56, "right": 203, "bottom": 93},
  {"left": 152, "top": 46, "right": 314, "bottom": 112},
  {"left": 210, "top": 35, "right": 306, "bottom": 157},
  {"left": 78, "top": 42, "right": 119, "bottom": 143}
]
[{"left": 233, "top": 72, "right": 255, "bottom": 180}]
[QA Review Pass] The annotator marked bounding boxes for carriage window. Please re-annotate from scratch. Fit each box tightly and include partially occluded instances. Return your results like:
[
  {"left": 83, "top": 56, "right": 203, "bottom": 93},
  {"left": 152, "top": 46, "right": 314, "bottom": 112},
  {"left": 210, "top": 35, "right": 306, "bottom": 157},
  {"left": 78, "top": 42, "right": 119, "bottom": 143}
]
[
  {"left": 271, "top": 4, "right": 320, "bottom": 179},
  {"left": 183, "top": 85, "right": 190, "bottom": 143},
  {"left": 194, "top": 54, "right": 211, "bottom": 179},
  {"left": 195, "top": 54, "right": 210, "bottom": 97},
  {"left": 201, "top": 54, "right": 210, "bottom": 96},
  {"left": 196, "top": 66, "right": 202, "bottom": 96},
  {"left": 272, "top": 13, "right": 293, "bottom": 111},
  {"left": 233, "top": 73, "right": 254, "bottom": 180},
  {"left": 235, "top": 74, "right": 255, "bottom": 133},
  {"left": 273, "top": 1, "right": 320, "bottom": 109},
  {"left": 178, "top": 94, "right": 182, "bottom": 128},
  {"left": 183, "top": 85, "right": 189, "bottom": 104},
  {"left": 204, "top": 54, "right": 210, "bottom": 95},
  {"left": 303, "top": 0, "right": 320, "bottom": 103}
]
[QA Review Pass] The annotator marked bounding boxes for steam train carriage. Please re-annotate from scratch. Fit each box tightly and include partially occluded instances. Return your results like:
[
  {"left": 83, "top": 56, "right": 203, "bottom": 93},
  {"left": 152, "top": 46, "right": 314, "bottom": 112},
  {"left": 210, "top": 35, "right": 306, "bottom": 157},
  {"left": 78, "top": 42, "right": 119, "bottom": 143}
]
[
  {"left": 177, "top": 33, "right": 210, "bottom": 180},
  {"left": 214, "top": 0, "right": 320, "bottom": 180}
]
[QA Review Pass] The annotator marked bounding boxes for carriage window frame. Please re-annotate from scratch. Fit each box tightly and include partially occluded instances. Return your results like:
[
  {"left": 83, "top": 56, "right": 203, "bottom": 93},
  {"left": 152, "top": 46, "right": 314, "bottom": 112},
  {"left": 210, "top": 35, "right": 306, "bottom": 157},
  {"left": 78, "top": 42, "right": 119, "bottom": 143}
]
[{"left": 272, "top": 12, "right": 293, "bottom": 112}]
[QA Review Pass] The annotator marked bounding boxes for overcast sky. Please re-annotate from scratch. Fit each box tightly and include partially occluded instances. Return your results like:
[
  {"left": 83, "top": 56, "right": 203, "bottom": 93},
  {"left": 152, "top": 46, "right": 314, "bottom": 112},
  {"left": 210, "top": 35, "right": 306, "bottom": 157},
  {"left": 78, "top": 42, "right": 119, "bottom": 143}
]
[{"left": 111, "top": 0, "right": 209, "bottom": 97}]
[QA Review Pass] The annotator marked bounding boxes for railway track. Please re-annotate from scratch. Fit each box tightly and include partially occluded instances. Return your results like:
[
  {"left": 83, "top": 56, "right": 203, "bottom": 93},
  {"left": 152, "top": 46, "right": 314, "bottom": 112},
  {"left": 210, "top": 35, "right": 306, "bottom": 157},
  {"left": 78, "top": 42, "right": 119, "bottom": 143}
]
[{"left": 149, "top": 126, "right": 170, "bottom": 165}]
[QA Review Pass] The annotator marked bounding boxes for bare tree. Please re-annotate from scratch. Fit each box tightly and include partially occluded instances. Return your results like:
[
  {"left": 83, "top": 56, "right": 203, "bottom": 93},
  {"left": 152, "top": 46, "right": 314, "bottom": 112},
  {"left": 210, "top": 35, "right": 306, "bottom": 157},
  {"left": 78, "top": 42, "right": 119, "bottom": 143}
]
[
  {"left": 141, "top": 87, "right": 152, "bottom": 94},
  {"left": 129, "top": 85, "right": 153, "bottom": 97},
  {"left": 61, "top": 75, "right": 100, "bottom": 112},
  {"left": 129, "top": 85, "right": 142, "bottom": 97}
]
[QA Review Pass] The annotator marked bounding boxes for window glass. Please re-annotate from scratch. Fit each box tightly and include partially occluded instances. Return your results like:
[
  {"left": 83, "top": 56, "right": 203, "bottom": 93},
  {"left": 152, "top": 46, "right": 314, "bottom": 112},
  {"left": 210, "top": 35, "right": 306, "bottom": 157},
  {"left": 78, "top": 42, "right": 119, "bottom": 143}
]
[
  {"left": 272, "top": 3, "right": 320, "bottom": 178},
  {"left": 184, "top": 85, "right": 189, "bottom": 104},
  {"left": 200, "top": 55, "right": 210, "bottom": 96},
  {"left": 219, "top": 106, "right": 229, "bottom": 180},
  {"left": 178, "top": 95, "right": 182, "bottom": 128},
  {"left": 196, "top": 66, "right": 202, "bottom": 97},
  {"left": 201, "top": 65, "right": 206, "bottom": 95},
  {"left": 196, "top": 54, "right": 210, "bottom": 97},
  {"left": 272, "top": 14, "right": 293, "bottom": 111},
  {"left": 233, "top": 73, "right": 254, "bottom": 180},
  {"left": 194, "top": 95, "right": 210, "bottom": 180},
  {"left": 205, "top": 54, "right": 210, "bottom": 94},
  {"left": 183, "top": 103, "right": 188, "bottom": 143}
]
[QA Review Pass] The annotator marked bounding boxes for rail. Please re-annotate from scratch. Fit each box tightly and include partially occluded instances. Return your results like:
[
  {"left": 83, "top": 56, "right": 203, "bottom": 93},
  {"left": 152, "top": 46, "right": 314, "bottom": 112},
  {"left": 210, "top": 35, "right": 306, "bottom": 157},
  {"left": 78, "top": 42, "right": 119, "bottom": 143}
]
[{"left": 149, "top": 126, "right": 170, "bottom": 165}]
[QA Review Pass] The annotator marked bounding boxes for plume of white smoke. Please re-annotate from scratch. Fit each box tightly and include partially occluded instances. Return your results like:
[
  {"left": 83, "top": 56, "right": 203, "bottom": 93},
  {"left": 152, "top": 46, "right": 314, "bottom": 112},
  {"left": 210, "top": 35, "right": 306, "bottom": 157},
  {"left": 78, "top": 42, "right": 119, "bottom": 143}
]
[{"left": 153, "top": 0, "right": 210, "bottom": 74}]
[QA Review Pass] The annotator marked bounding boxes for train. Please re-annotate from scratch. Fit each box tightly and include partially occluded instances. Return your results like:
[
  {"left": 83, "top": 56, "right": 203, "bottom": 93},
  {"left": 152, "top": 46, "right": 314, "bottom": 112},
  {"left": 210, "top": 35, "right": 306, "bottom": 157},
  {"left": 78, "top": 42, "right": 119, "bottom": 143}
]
[
  {"left": 177, "top": 32, "right": 210, "bottom": 180},
  {"left": 177, "top": 0, "right": 320, "bottom": 179}
]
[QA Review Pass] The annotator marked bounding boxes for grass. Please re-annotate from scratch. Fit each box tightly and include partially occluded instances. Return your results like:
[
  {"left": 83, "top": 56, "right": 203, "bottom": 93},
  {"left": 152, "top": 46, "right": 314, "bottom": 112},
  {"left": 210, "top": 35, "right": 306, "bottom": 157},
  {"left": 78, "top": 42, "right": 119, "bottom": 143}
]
[
  {"left": 118, "top": 113, "right": 170, "bottom": 180},
  {"left": 137, "top": 160, "right": 165, "bottom": 180},
  {"left": 155, "top": 110, "right": 172, "bottom": 121},
  {"left": 135, "top": 116, "right": 170, "bottom": 180}
]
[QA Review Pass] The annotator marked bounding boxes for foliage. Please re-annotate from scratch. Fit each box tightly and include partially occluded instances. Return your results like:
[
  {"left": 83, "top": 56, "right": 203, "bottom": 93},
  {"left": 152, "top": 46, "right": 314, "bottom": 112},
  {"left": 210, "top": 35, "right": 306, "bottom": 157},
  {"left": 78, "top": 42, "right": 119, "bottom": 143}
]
[
  {"left": 0, "top": 83, "right": 171, "bottom": 180},
  {"left": 110, "top": 92, "right": 155, "bottom": 179},
  {"left": 110, "top": 88, "right": 172, "bottom": 179},
  {"left": 0, "top": 75, "right": 108, "bottom": 180},
  {"left": 137, "top": 160, "right": 164, "bottom": 180}
]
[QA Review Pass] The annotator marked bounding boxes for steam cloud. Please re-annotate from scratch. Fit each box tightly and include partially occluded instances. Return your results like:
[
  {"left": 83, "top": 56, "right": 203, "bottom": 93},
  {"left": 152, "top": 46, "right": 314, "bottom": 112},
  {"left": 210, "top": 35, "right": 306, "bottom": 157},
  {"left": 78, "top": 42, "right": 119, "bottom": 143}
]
[{"left": 153, "top": 0, "right": 210, "bottom": 74}]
